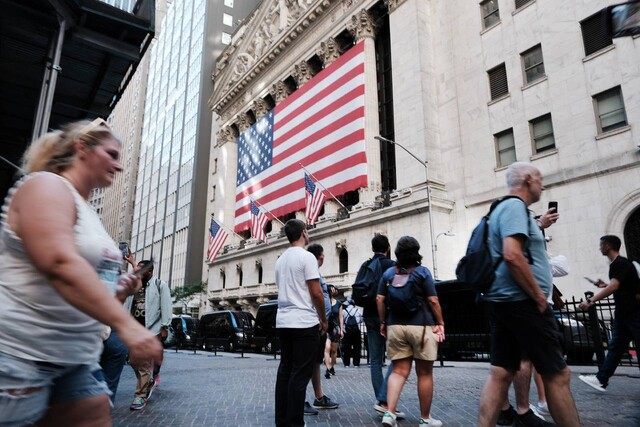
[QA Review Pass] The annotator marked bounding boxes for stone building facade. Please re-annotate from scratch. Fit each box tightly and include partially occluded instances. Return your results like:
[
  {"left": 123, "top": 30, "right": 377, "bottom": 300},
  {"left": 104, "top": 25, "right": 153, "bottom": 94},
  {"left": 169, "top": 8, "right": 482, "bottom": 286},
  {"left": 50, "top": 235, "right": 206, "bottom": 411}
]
[{"left": 205, "top": 0, "right": 640, "bottom": 314}]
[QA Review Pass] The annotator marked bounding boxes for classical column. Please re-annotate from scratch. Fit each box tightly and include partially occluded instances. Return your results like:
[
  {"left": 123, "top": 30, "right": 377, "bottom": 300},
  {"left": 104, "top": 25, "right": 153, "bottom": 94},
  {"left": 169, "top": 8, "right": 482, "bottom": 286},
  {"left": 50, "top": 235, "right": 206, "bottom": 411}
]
[
  {"left": 291, "top": 60, "right": 315, "bottom": 87},
  {"left": 348, "top": 9, "right": 381, "bottom": 204},
  {"left": 235, "top": 112, "right": 252, "bottom": 133},
  {"left": 269, "top": 81, "right": 293, "bottom": 105},
  {"left": 216, "top": 125, "right": 240, "bottom": 240},
  {"left": 316, "top": 37, "right": 343, "bottom": 69},
  {"left": 252, "top": 98, "right": 270, "bottom": 120}
]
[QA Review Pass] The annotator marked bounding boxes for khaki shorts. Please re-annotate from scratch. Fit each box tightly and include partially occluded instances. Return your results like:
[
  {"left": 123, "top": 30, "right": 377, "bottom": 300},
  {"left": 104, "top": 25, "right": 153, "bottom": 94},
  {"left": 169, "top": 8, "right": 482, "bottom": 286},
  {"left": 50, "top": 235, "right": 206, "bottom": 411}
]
[{"left": 386, "top": 325, "right": 439, "bottom": 361}]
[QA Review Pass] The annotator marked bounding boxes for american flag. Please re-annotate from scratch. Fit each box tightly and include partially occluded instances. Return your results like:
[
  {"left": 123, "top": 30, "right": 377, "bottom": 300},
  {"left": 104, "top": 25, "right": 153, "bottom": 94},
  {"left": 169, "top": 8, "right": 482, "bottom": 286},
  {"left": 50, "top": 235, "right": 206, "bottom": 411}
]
[
  {"left": 234, "top": 41, "right": 367, "bottom": 232},
  {"left": 207, "top": 217, "right": 228, "bottom": 263},
  {"left": 305, "top": 174, "right": 326, "bottom": 226},
  {"left": 250, "top": 201, "right": 269, "bottom": 241}
]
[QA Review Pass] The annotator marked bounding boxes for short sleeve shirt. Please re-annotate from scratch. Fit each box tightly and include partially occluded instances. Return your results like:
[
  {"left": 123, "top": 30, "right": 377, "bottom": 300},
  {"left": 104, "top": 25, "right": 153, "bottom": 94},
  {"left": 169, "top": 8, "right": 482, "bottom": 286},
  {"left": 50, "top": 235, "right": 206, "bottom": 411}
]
[
  {"left": 377, "top": 265, "right": 437, "bottom": 326},
  {"left": 275, "top": 246, "right": 321, "bottom": 328},
  {"left": 609, "top": 256, "right": 640, "bottom": 318},
  {"left": 483, "top": 198, "right": 553, "bottom": 302}
]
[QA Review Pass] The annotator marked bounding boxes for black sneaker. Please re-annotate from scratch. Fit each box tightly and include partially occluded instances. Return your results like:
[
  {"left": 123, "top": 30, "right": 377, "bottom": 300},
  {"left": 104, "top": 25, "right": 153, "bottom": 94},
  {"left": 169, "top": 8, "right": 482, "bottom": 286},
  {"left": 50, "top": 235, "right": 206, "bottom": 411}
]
[
  {"left": 497, "top": 405, "right": 517, "bottom": 426},
  {"left": 514, "top": 409, "right": 556, "bottom": 427},
  {"left": 304, "top": 401, "right": 319, "bottom": 416},
  {"left": 329, "top": 367, "right": 336, "bottom": 375},
  {"left": 312, "top": 395, "right": 339, "bottom": 409},
  {"left": 324, "top": 369, "right": 331, "bottom": 379}
]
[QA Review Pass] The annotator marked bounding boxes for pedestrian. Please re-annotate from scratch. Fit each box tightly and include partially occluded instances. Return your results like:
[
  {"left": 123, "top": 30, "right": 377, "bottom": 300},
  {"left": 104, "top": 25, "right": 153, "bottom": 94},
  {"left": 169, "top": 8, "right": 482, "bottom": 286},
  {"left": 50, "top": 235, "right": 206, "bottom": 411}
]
[
  {"left": 362, "top": 234, "right": 405, "bottom": 419},
  {"left": 0, "top": 119, "right": 162, "bottom": 426},
  {"left": 342, "top": 299, "right": 363, "bottom": 367},
  {"left": 578, "top": 235, "right": 640, "bottom": 392},
  {"left": 324, "top": 284, "right": 343, "bottom": 379},
  {"left": 477, "top": 162, "right": 580, "bottom": 427},
  {"left": 275, "top": 219, "right": 328, "bottom": 427},
  {"left": 304, "top": 243, "right": 339, "bottom": 416},
  {"left": 377, "top": 236, "right": 445, "bottom": 427},
  {"left": 122, "top": 259, "right": 172, "bottom": 410}
]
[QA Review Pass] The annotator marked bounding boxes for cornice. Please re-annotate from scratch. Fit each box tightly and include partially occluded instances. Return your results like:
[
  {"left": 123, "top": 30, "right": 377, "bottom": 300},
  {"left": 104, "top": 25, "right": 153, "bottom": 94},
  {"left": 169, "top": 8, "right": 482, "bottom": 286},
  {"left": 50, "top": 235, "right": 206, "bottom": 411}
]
[{"left": 208, "top": 0, "right": 335, "bottom": 114}]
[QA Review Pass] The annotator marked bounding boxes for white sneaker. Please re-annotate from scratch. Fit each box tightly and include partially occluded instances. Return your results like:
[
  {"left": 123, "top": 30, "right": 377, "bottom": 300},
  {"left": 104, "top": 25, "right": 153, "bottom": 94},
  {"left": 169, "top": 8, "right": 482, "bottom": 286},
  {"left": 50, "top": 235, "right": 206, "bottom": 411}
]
[
  {"left": 579, "top": 374, "right": 606, "bottom": 392},
  {"left": 419, "top": 417, "right": 443, "bottom": 426},
  {"left": 536, "top": 401, "right": 550, "bottom": 416},
  {"left": 382, "top": 412, "right": 398, "bottom": 427},
  {"left": 374, "top": 402, "right": 406, "bottom": 419}
]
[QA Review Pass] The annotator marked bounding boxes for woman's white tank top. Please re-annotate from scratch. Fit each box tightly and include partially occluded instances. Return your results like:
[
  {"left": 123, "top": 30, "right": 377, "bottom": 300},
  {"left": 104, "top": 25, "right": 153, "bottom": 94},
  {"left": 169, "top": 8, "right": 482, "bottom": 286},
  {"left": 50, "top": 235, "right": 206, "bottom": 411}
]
[{"left": 0, "top": 172, "right": 121, "bottom": 365}]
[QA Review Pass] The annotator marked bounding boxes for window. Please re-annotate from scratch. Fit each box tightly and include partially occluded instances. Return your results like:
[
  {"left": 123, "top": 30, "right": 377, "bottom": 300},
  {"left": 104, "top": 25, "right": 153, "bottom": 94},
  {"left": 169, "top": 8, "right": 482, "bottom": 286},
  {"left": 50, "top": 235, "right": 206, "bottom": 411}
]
[
  {"left": 495, "top": 129, "right": 516, "bottom": 167},
  {"left": 521, "top": 45, "right": 545, "bottom": 84},
  {"left": 488, "top": 63, "right": 509, "bottom": 100},
  {"left": 221, "top": 32, "right": 232, "bottom": 45},
  {"left": 223, "top": 0, "right": 234, "bottom": 7},
  {"left": 223, "top": 13, "right": 233, "bottom": 27},
  {"left": 480, "top": 0, "right": 500, "bottom": 29},
  {"left": 529, "top": 114, "right": 555, "bottom": 153},
  {"left": 211, "top": 185, "right": 216, "bottom": 202},
  {"left": 515, "top": 0, "right": 533, "bottom": 9},
  {"left": 339, "top": 249, "right": 349, "bottom": 273},
  {"left": 594, "top": 87, "right": 628, "bottom": 134},
  {"left": 581, "top": 12, "right": 613, "bottom": 56}
]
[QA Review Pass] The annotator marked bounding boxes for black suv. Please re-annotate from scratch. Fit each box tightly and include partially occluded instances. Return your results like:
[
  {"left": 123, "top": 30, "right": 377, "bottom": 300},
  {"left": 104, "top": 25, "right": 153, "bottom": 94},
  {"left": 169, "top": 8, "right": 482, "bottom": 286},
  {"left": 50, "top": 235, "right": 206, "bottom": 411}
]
[
  {"left": 254, "top": 300, "right": 280, "bottom": 354},
  {"left": 198, "top": 310, "right": 255, "bottom": 352}
]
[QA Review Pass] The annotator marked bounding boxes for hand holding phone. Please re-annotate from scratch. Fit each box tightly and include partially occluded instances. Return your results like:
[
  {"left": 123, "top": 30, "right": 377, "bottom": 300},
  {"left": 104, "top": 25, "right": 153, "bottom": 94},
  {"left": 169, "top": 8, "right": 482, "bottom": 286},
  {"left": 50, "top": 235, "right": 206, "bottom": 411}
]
[
  {"left": 584, "top": 276, "right": 597, "bottom": 285},
  {"left": 119, "top": 241, "right": 130, "bottom": 259},
  {"left": 548, "top": 201, "right": 558, "bottom": 213}
]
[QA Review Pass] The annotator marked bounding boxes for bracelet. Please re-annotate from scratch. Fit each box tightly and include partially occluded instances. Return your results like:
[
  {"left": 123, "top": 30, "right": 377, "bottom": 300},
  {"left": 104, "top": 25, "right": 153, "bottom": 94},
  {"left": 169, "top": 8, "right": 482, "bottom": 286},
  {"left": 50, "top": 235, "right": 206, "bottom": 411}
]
[{"left": 586, "top": 298, "right": 593, "bottom": 304}]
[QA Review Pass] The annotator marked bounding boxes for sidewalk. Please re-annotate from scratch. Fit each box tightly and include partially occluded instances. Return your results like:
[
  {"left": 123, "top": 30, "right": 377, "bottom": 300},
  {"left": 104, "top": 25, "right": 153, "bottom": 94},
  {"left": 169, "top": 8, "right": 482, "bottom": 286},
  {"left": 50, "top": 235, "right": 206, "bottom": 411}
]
[{"left": 112, "top": 350, "right": 640, "bottom": 426}]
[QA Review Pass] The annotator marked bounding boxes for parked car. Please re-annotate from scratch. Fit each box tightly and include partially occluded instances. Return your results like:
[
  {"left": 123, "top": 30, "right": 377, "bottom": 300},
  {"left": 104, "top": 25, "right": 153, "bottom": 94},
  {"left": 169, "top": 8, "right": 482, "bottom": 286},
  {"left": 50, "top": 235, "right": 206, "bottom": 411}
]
[
  {"left": 165, "top": 315, "right": 199, "bottom": 349},
  {"left": 254, "top": 300, "right": 280, "bottom": 354},
  {"left": 435, "top": 280, "right": 603, "bottom": 364},
  {"left": 198, "top": 310, "right": 255, "bottom": 352}
]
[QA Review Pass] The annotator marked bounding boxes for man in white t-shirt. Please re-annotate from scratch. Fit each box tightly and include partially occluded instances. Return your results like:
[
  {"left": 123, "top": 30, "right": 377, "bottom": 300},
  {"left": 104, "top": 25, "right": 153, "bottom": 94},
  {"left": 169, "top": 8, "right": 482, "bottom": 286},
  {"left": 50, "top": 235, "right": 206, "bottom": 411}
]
[{"left": 275, "top": 219, "right": 328, "bottom": 427}]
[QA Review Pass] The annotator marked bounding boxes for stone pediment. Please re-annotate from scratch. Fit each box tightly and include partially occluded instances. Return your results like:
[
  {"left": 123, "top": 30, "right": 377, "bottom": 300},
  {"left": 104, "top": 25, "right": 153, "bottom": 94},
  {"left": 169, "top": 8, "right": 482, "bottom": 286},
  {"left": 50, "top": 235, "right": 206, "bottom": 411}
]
[{"left": 208, "top": 0, "right": 334, "bottom": 115}]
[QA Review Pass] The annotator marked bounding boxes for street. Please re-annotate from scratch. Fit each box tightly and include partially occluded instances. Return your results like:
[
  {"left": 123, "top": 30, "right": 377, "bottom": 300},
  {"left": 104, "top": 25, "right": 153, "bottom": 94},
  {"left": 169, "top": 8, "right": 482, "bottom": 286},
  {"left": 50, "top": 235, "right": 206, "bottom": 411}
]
[{"left": 112, "top": 350, "right": 640, "bottom": 426}]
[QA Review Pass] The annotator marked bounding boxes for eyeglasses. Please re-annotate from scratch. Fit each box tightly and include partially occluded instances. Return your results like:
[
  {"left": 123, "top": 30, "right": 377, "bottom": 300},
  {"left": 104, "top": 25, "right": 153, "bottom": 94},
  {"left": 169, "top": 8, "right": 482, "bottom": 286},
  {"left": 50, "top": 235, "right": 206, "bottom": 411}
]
[{"left": 77, "top": 117, "right": 110, "bottom": 138}]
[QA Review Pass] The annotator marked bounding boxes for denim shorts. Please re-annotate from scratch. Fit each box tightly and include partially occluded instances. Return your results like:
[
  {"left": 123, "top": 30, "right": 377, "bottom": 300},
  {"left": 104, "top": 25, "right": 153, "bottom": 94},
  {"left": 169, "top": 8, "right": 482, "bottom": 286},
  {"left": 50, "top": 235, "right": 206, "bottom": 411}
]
[{"left": 0, "top": 351, "right": 110, "bottom": 427}]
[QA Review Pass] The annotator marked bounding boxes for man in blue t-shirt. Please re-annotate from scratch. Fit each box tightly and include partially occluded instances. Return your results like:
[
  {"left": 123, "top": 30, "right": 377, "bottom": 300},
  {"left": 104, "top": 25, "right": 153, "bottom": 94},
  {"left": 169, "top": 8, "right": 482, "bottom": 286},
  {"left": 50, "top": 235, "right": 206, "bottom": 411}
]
[{"left": 477, "top": 162, "right": 580, "bottom": 427}]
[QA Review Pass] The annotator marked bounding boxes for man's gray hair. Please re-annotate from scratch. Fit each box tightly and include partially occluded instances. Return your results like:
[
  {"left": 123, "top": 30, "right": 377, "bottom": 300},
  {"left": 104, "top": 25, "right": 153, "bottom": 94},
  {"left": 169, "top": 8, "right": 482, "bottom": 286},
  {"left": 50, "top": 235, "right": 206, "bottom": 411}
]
[{"left": 506, "top": 162, "right": 539, "bottom": 190}]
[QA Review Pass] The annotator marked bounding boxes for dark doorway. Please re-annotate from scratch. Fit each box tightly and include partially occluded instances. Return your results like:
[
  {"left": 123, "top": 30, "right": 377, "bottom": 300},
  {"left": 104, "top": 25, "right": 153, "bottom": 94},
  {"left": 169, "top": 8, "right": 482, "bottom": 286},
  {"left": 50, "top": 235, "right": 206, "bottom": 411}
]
[{"left": 623, "top": 206, "right": 640, "bottom": 261}]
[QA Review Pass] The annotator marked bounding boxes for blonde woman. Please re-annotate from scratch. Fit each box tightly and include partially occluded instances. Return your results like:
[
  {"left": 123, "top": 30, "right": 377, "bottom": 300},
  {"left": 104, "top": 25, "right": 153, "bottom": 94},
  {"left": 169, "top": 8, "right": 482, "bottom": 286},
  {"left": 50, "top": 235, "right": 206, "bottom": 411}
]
[{"left": 0, "top": 119, "right": 163, "bottom": 426}]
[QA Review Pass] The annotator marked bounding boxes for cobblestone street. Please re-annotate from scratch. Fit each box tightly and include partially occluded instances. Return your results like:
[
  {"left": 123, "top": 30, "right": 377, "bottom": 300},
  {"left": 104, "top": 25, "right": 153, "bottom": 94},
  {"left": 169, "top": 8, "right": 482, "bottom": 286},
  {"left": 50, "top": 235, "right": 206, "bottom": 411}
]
[{"left": 111, "top": 350, "right": 640, "bottom": 426}]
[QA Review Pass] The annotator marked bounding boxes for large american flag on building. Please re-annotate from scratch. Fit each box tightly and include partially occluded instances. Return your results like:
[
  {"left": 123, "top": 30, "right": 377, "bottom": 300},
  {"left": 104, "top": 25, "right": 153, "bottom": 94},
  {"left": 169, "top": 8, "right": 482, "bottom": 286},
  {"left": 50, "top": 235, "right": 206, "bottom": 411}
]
[
  {"left": 305, "top": 174, "right": 326, "bottom": 226},
  {"left": 234, "top": 41, "right": 367, "bottom": 232},
  {"left": 207, "top": 217, "right": 228, "bottom": 263}
]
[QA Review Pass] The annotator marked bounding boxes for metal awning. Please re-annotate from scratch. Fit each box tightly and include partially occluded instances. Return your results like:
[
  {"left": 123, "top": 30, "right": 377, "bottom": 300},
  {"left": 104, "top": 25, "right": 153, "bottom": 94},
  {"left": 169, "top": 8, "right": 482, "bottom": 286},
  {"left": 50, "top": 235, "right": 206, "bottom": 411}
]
[{"left": 0, "top": 0, "right": 154, "bottom": 198}]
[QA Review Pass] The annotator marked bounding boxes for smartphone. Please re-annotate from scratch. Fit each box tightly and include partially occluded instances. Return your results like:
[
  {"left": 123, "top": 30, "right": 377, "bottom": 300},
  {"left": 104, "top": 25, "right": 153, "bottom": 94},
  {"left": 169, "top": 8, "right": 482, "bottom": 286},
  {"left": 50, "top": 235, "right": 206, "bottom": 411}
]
[
  {"left": 604, "top": 1, "right": 640, "bottom": 38},
  {"left": 118, "top": 241, "right": 130, "bottom": 259},
  {"left": 548, "top": 201, "right": 558, "bottom": 213},
  {"left": 134, "top": 258, "right": 154, "bottom": 278},
  {"left": 584, "top": 276, "right": 598, "bottom": 285}
]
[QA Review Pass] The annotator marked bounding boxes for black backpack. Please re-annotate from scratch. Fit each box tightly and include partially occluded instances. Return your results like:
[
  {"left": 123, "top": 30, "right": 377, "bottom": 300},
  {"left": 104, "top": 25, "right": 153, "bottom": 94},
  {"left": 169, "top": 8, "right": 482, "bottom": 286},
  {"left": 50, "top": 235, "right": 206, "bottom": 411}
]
[
  {"left": 456, "top": 196, "right": 531, "bottom": 293},
  {"left": 385, "top": 267, "right": 423, "bottom": 317},
  {"left": 344, "top": 306, "right": 360, "bottom": 334},
  {"left": 351, "top": 257, "right": 382, "bottom": 308}
]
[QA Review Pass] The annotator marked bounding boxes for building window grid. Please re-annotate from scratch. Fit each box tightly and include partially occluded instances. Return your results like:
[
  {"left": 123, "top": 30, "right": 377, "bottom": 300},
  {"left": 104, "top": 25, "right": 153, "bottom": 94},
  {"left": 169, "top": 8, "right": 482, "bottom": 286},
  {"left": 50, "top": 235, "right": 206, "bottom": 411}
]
[
  {"left": 495, "top": 129, "right": 517, "bottom": 167},
  {"left": 521, "top": 45, "right": 545, "bottom": 84},
  {"left": 481, "top": 0, "right": 500, "bottom": 29},
  {"left": 581, "top": 12, "right": 613, "bottom": 56},
  {"left": 594, "top": 87, "right": 628, "bottom": 134},
  {"left": 515, "top": 0, "right": 534, "bottom": 9},
  {"left": 529, "top": 114, "right": 556, "bottom": 153}
]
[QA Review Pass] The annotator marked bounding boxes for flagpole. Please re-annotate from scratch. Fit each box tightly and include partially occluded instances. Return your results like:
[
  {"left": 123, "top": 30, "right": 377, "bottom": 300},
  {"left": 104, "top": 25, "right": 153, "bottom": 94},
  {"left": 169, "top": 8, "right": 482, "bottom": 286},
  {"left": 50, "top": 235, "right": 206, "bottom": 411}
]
[
  {"left": 210, "top": 214, "right": 245, "bottom": 240},
  {"left": 249, "top": 197, "right": 286, "bottom": 226},
  {"left": 298, "top": 163, "right": 347, "bottom": 210}
]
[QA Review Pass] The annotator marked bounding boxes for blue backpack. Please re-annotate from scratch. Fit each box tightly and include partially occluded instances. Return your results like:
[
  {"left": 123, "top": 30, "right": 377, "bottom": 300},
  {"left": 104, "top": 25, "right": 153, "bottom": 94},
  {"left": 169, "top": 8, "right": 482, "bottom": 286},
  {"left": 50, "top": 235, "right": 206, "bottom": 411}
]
[
  {"left": 456, "top": 196, "right": 530, "bottom": 293},
  {"left": 386, "top": 267, "right": 423, "bottom": 317}
]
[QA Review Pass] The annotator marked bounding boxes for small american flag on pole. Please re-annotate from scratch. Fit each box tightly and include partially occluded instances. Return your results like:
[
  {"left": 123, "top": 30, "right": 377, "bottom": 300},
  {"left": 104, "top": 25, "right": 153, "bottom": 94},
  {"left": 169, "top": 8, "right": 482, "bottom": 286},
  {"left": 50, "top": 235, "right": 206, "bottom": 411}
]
[
  {"left": 207, "top": 218, "right": 228, "bottom": 263},
  {"left": 234, "top": 41, "right": 367, "bottom": 232},
  {"left": 305, "top": 174, "right": 326, "bottom": 226},
  {"left": 250, "top": 201, "right": 269, "bottom": 241}
]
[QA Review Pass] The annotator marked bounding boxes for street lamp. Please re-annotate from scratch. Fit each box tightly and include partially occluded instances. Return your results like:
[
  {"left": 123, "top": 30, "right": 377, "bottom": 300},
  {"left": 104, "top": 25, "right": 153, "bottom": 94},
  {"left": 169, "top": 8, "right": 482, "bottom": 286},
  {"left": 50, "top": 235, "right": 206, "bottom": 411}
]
[
  {"left": 434, "top": 231, "right": 455, "bottom": 280},
  {"left": 374, "top": 135, "right": 437, "bottom": 277}
]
